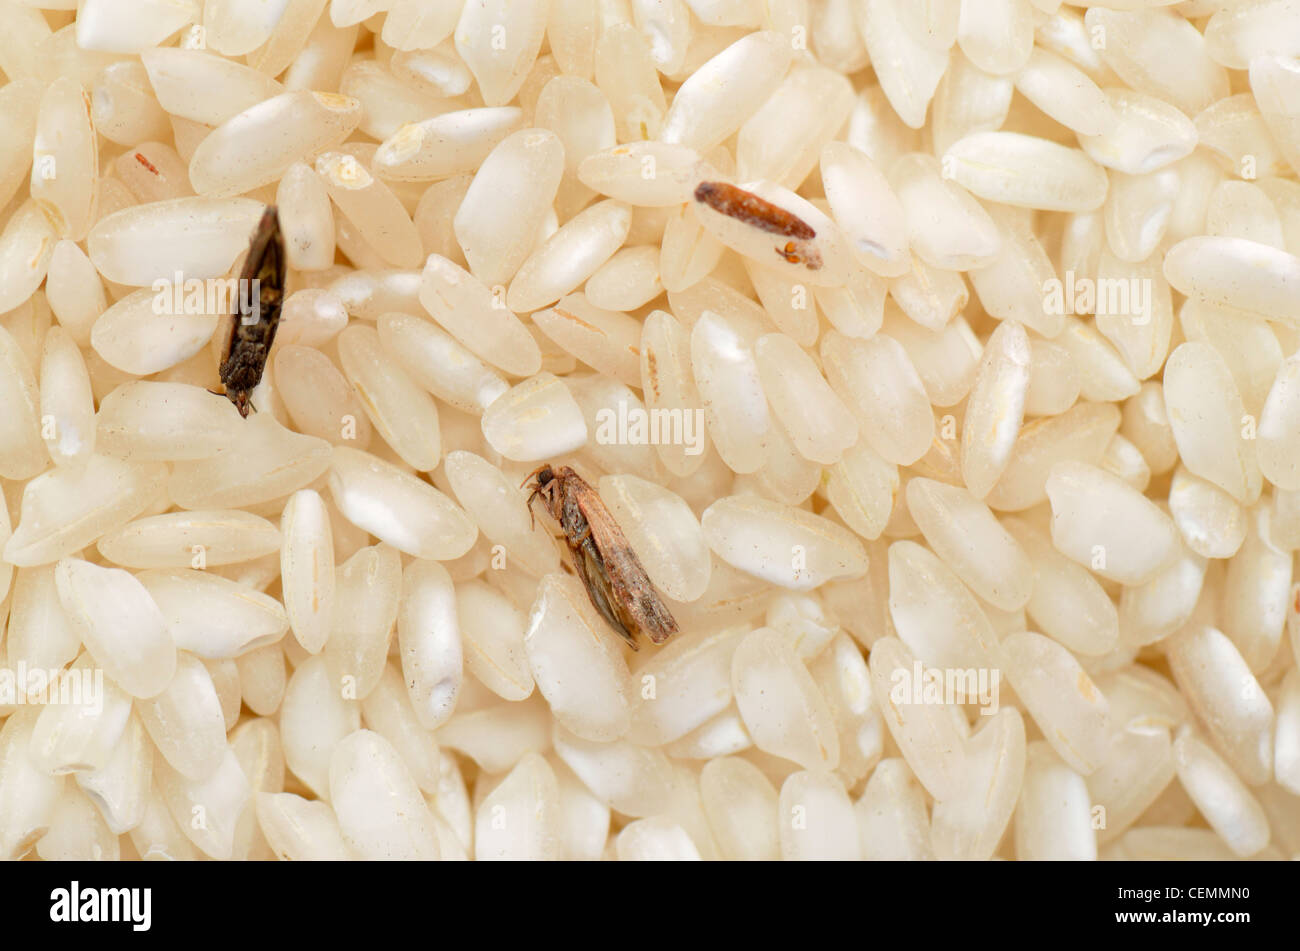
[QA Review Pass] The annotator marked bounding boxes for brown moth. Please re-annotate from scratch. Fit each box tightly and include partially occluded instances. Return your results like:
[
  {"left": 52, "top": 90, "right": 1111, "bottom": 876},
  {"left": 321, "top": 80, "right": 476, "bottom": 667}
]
[
  {"left": 219, "top": 205, "right": 286, "bottom": 417},
  {"left": 693, "top": 181, "right": 822, "bottom": 270},
  {"left": 524, "top": 464, "right": 679, "bottom": 649}
]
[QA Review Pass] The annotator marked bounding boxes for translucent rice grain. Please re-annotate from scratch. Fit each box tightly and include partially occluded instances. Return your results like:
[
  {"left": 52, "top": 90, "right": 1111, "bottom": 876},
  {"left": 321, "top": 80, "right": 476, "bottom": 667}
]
[
  {"left": 690, "top": 310, "right": 769, "bottom": 473},
  {"left": 893, "top": 153, "right": 1001, "bottom": 269},
  {"left": 274, "top": 345, "right": 373, "bottom": 449},
  {"left": 882, "top": 307, "right": 981, "bottom": 407},
  {"left": 480, "top": 373, "right": 588, "bottom": 461},
  {"left": 754, "top": 333, "right": 857, "bottom": 465},
  {"left": 96, "top": 509, "right": 280, "bottom": 569},
  {"left": 0, "top": 201, "right": 56, "bottom": 314},
  {"left": 322, "top": 544, "right": 400, "bottom": 701},
  {"left": 454, "top": 129, "right": 564, "bottom": 286},
  {"left": 280, "top": 489, "right": 336, "bottom": 654},
  {"left": 35, "top": 326, "right": 93, "bottom": 468},
  {"left": 5, "top": 456, "right": 166, "bottom": 567},
  {"left": 857, "top": 0, "right": 948, "bottom": 129},
  {"left": 737, "top": 66, "right": 854, "bottom": 188},
  {"left": 31, "top": 77, "right": 97, "bottom": 241},
  {"left": 1220, "top": 509, "right": 1293, "bottom": 673},
  {"left": 236, "top": 643, "right": 286, "bottom": 717},
  {"left": 330, "top": 730, "right": 441, "bottom": 859},
  {"left": 90, "top": 288, "right": 218, "bottom": 376},
  {"left": 820, "top": 142, "right": 909, "bottom": 278},
  {"left": 330, "top": 268, "right": 423, "bottom": 320},
  {"left": 30, "top": 654, "right": 132, "bottom": 775},
  {"left": 1259, "top": 353, "right": 1300, "bottom": 490},
  {"left": 943, "top": 132, "right": 1107, "bottom": 212},
  {"left": 277, "top": 290, "right": 348, "bottom": 347},
  {"left": 1085, "top": 7, "right": 1227, "bottom": 117},
  {"left": 867, "top": 637, "right": 968, "bottom": 801},
  {"left": 1054, "top": 319, "right": 1140, "bottom": 403},
  {"left": 1195, "top": 95, "right": 1288, "bottom": 181},
  {"left": 0, "top": 325, "right": 46, "bottom": 480},
  {"left": 931, "top": 708, "right": 1026, "bottom": 861},
  {"left": 157, "top": 745, "right": 250, "bottom": 860},
  {"left": 615, "top": 816, "right": 701, "bottom": 861},
  {"left": 524, "top": 573, "right": 633, "bottom": 740},
  {"left": 140, "top": 47, "right": 284, "bottom": 126},
  {"left": 256, "top": 792, "right": 352, "bottom": 861},
  {"left": 1014, "top": 47, "right": 1114, "bottom": 137},
  {"left": 821, "top": 332, "right": 933, "bottom": 465},
  {"left": 337, "top": 324, "right": 440, "bottom": 471},
  {"left": 701, "top": 495, "right": 868, "bottom": 590},
  {"left": 1250, "top": 54, "right": 1300, "bottom": 179},
  {"left": 1163, "top": 341, "right": 1261, "bottom": 504},
  {"left": 1001, "top": 631, "right": 1110, "bottom": 775},
  {"left": 777, "top": 770, "right": 860, "bottom": 860},
  {"left": 453, "top": 0, "right": 547, "bottom": 106},
  {"left": 1076, "top": 89, "right": 1197, "bottom": 176},
  {"left": 419, "top": 254, "right": 543, "bottom": 376},
  {"left": 395, "top": 560, "right": 462, "bottom": 731},
  {"left": 533, "top": 294, "right": 643, "bottom": 387},
  {"left": 1179, "top": 301, "right": 1282, "bottom": 417},
  {"left": 887, "top": 540, "right": 1001, "bottom": 671},
  {"left": 961, "top": 320, "right": 1030, "bottom": 498},
  {"left": 273, "top": 164, "right": 335, "bottom": 272},
  {"left": 188, "top": 91, "right": 362, "bottom": 198},
  {"left": 824, "top": 442, "right": 898, "bottom": 543},
  {"left": 314, "top": 152, "right": 422, "bottom": 268},
  {"left": 660, "top": 31, "right": 791, "bottom": 151},
  {"left": 1167, "top": 235, "right": 1300, "bottom": 329},
  {"left": 660, "top": 203, "right": 725, "bottom": 293},
  {"left": 1168, "top": 467, "right": 1247, "bottom": 562},
  {"left": 508, "top": 202, "right": 630, "bottom": 313},
  {"left": 44, "top": 240, "right": 106, "bottom": 347},
  {"left": 1172, "top": 726, "right": 1270, "bottom": 858},
  {"left": 699, "top": 756, "right": 779, "bottom": 861},
  {"left": 585, "top": 245, "right": 663, "bottom": 312},
  {"left": 474, "top": 752, "right": 561, "bottom": 861},
  {"left": 374, "top": 108, "right": 522, "bottom": 183},
  {"left": 328, "top": 446, "right": 477, "bottom": 560},
  {"left": 168, "top": 414, "right": 332, "bottom": 509},
  {"left": 74, "top": 713, "right": 151, "bottom": 836},
  {"left": 139, "top": 568, "right": 287, "bottom": 659},
  {"left": 450, "top": 579, "right": 529, "bottom": 702},
  {"left": 86, "top": 196, "right": 264, "bottom": 286},
  {"left": 932, "top": 51, "right": 1015, "bottom": 158},
  {"left": 1165, "top": 625, "right": 1274, "bottom": 787},
  {"left": 1014, "top": 743, "right": 1096, "bottom": 860},
  {"left": 1024, "top": 339, "right": 1079, "bottom": 417},
  {"left": 552, "top": 724, "right": 675, "bottom": 817},
  {"left": 853, "top": 758, "right": 934, "bottom": 861},
  {"left": 577, "top": 141, "right": 712, "bottom": 208},
  {"left": 640, "top": 310, "right": 709, "bottom": 477},
  {"left": 730, "top": 627, "right": 839, "bottom": 771},
  {"left": 0, "top": 710, "right": 64, "bottom": 860},
  {"left": 133, "top": 651, "right": 225, "bottom": 781},
  {"left": 598, "top": 474, "right": 710, "bottom": 602},
  {"left": 1044, "top": 461, "right": 1178, "bottom": 585},
  {"left": 905, "top": 478, "right": 1032, "bottom": 610}
]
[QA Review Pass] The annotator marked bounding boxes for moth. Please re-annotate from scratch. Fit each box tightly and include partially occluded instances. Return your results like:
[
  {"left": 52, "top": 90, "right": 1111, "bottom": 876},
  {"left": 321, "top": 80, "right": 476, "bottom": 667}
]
[
  {"left": 693, "top": 180, "right": 822, "bottom": 269},
  {"left": 219, "top": 205, "right": 285, "bottom": 417},
  {"left": 524, "top": 464, "right": 679, "bottom": 649}
]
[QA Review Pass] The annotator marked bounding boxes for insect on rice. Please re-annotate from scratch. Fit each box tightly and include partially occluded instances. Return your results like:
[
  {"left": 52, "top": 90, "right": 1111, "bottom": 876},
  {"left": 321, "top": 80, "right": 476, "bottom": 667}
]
[
  {"left": 524, "top": 464, "right": 679, "bottom": 649},
  {"left": 219, "top": 205, "right": 286, "bottom": 417},
  {"left": 693, "top": 180, "right": 822, "bottom": 268}
]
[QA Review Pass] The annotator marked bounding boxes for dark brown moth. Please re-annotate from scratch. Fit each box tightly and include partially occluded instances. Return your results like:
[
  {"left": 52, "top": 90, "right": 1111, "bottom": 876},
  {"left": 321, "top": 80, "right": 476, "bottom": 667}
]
[
  {"left": 524, "top": 464, "right": 679, "bottom": 650},
  {"left": 693, "top": 180, "right": 822, "bottom": 270},
  {"left": 219, "top": 205, "right": 285, "bottom": 417}
]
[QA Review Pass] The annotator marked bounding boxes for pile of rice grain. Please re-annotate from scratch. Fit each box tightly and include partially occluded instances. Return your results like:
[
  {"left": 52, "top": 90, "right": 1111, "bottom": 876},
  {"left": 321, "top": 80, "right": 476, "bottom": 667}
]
[{"left": 1, "top": 0, "right": 1299, "bottom": 862}]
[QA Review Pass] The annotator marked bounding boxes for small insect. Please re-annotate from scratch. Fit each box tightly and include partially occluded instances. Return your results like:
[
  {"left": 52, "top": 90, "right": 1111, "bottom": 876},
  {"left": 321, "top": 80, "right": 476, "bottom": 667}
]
[
  {"left": 693, "top": 180, "right": 822, "bottom": 270},
  {"left": 218, "top": 205, "right": 285, "bottom": 417},
  {"left": 694, "top": 180, "right": 816, "bottom": 239},
  {"left": 524, "top": 464, "right": 679, "bottom": 650}
]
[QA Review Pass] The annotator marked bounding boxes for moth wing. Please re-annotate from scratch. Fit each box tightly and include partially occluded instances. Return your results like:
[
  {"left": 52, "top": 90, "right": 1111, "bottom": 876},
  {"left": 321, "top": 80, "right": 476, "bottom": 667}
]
[
  {"left": 571, "top": 539, "right": 640, "bottom": 650},
  {"left": 581, "top": 506, "right": 679, "bottom": 645}
]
